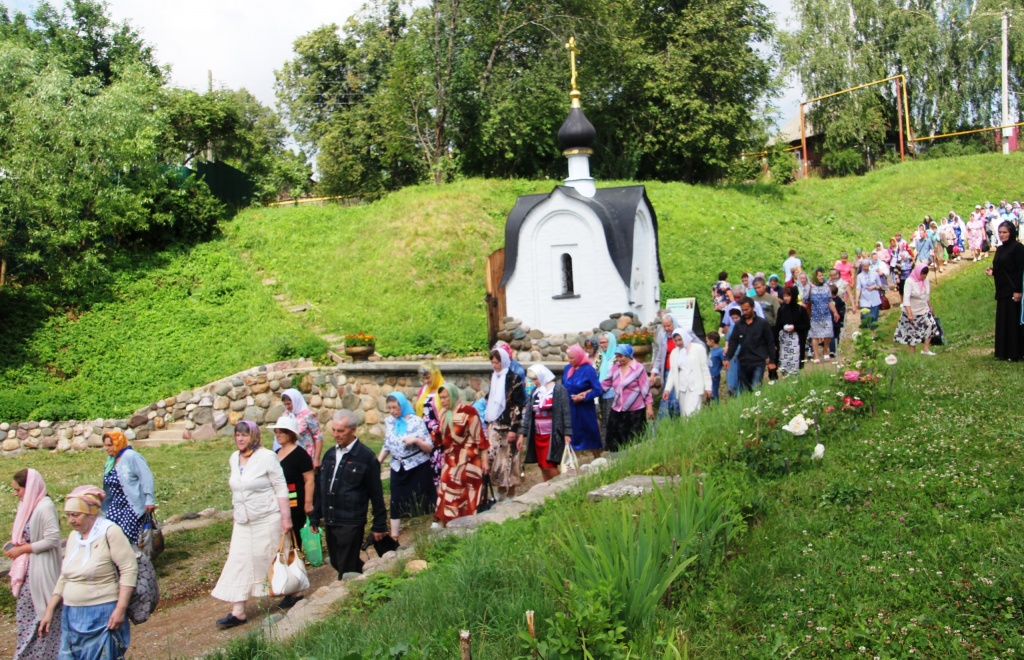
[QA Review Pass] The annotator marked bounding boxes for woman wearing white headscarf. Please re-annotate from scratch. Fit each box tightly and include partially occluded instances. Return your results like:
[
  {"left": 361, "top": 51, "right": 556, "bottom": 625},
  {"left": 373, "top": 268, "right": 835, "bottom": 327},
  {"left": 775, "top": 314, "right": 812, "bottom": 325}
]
[
  {"left": 484, "top": 349, "right": 525, "bottom": 499},
  {"left": 663, "top": 330, "right": 713, "bottom": 417},
  {"left": 519, "top": 364, "right": 572, "bottom": 482},
  {"left": 278, "top": 389, "right": 323, "bottom": 468}
]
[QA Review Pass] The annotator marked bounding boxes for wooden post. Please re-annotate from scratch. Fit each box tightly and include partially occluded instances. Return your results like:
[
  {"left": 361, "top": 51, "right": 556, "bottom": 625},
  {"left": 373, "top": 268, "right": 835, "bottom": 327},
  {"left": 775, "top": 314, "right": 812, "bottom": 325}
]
[
  {"left": 459, "top": 630, "right": 472, "bottom": 660},
  {"left": 799, "top": 102, "right": 809, "bottom": 179},
  {"left": 896, "top": 79, "right": 905, "bottom": 163}
]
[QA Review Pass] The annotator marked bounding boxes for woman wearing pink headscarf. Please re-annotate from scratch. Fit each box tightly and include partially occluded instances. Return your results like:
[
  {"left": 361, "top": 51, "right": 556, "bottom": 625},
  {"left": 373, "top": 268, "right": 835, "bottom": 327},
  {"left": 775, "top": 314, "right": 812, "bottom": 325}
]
[
  {"left": 893, "top": 264, "right": 938, "bottom": 355},
  {"left": 562, "top": 344, "right": 604, "bottom": 456},
  {"left": 6, "top": 468, "right": 62, "bottom": 659}
]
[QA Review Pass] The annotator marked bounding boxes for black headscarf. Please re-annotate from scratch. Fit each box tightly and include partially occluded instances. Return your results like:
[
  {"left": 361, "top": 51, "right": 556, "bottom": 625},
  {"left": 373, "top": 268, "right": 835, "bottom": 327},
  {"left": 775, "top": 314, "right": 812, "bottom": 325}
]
[{"left": 993, "top": 220, "right": 1024, "bottom": 300}]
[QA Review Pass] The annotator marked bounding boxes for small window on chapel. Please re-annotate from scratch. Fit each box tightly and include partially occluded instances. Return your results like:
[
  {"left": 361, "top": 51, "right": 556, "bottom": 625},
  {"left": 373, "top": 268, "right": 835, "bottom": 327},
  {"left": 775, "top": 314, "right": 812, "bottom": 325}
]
[{"left": 561, "top": 253, "right": 574, "bottom": 296}]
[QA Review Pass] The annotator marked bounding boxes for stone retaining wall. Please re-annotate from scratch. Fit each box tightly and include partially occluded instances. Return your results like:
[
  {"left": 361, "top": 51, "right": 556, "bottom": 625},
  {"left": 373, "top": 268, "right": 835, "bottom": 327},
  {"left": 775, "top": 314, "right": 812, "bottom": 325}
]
[{"left": 496, "top": 310, "right": 651, "bottom": 363}]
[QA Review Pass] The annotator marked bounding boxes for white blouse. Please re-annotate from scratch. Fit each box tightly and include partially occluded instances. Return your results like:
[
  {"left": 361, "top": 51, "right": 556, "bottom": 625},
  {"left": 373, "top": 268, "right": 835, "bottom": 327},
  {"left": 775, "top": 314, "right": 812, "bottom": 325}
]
[
  {"left": 228, "top": 447, "right": 288, "bottom": 524},
  {"left": 901, "top": 278, "right": 931, "bottom": 318}
]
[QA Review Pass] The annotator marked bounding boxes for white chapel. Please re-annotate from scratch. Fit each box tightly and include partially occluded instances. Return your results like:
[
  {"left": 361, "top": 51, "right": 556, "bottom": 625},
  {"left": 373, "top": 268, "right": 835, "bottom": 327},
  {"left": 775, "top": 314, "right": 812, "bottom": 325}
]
[{"left": 499, "top": 38, "right": 664, "bottom": 334}]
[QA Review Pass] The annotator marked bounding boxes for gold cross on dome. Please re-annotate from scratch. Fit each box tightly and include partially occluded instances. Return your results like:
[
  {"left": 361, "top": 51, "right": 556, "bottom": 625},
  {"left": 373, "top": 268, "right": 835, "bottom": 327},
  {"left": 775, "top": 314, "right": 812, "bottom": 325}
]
[{"left": 565, "top": 36, "right": 579, "bottom": 94}]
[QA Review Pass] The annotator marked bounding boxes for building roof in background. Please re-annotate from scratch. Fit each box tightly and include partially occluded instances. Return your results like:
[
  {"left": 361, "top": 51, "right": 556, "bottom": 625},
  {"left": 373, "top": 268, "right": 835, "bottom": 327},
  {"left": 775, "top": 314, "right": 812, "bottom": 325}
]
[{"left": 769, "top": 114, "right": 818, "bottom": 146}]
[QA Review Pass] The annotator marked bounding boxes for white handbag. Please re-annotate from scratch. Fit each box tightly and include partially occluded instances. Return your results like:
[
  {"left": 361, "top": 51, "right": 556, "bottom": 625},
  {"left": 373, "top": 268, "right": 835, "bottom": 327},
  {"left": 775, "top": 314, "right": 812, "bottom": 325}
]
[
  {"left": 269, "top": 532, "right": 309, "bottom": 596},
  {"left": 560, "top": 443, "right": 579, "bottom": 476}
]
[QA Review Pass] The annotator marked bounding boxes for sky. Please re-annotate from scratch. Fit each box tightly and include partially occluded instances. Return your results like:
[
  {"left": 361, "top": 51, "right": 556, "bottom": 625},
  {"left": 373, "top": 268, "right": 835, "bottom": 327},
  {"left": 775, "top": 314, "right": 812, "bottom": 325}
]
[{"left": 9, "top": 0, "right": 803, "bottom": 129}]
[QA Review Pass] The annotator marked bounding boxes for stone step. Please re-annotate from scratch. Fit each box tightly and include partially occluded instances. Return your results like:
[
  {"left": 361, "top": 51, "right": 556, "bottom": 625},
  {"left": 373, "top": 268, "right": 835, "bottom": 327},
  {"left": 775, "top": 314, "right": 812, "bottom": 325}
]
[
  {"left": 135, "top": 422, "right": 189, "bottom": 447},
  {"left": 322, "top": 334, "right": 344, "bottom": 344},
  {"left": 286, "top": 303, "right": 311, "bottom": 313}
]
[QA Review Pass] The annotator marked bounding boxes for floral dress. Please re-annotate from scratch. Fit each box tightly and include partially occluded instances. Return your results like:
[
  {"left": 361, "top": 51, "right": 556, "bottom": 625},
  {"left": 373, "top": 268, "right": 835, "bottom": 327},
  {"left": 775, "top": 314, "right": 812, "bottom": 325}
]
[
  {"left": 807, "top": 283, "right": 833, "bottom": 339},
  {"left": 294, "top": 408, "right": 322, "bottom": 460},
  {"left": 433, "top": 405, "right": 490, "bottom": 523}
]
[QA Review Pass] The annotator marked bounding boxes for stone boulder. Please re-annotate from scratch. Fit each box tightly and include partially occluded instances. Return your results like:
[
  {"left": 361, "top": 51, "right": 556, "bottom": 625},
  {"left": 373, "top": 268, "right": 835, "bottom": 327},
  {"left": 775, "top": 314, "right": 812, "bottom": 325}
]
[{"left": 191, "top": 424, "right": 218, "bottom": 441}]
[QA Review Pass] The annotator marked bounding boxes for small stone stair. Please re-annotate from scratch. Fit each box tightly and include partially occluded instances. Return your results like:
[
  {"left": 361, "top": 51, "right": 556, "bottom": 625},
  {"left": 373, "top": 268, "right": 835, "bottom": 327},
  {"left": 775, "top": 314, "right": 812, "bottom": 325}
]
[{"left": 134, "top": 421, "right": 189, "bottom": 447}]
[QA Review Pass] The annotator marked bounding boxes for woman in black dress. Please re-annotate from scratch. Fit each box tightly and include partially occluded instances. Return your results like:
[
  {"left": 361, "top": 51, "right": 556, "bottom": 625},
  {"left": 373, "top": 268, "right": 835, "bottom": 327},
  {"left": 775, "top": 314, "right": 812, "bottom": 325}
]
[
  {"left": 986, "top": 221, "right": 1024, "bottom": 361},
  {"left": 270, "top": 416, "right": 314, "bottom": 609}
]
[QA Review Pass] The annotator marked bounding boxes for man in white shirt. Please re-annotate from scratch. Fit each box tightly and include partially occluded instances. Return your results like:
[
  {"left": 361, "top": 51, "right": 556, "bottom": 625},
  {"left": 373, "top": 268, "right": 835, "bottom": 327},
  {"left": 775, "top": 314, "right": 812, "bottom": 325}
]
[{"left": 782, "top": 249, "right": 802, "bottom": 287}]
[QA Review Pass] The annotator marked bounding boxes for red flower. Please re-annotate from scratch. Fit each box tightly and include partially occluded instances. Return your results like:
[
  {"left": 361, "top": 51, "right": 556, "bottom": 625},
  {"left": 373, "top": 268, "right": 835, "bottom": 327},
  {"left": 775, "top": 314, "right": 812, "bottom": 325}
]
[
  {"left": 824, "top": 406, "right": 835, "bottom": 414},
  {"left": 851, "top": 399, "right": 864, "bottom": 408}
]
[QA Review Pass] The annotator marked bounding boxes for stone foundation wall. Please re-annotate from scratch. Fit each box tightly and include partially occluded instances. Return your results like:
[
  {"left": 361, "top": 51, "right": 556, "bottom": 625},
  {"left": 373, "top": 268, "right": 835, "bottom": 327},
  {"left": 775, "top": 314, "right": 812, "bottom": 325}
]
[
  {"left": 496, "top": 311, "right": 651, "bottom": 363},
  {"left": 0, "top": 360, "right": 565, "bottom": 455}
]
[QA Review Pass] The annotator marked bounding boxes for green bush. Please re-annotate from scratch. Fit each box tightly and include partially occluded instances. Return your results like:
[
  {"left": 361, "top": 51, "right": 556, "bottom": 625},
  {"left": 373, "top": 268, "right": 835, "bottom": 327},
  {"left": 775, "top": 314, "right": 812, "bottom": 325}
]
[{"left": 0, "top": 390, "right": 37, "bottom": 422}]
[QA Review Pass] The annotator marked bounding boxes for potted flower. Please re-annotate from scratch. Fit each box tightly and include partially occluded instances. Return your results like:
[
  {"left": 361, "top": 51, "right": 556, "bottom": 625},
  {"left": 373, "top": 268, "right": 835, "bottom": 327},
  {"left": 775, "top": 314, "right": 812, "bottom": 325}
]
[
  {"left": 343, "top": 333, "right": 375, "bottom": 361},
  {"left": 618, "top": 330, "right": 654, "bottom": 357}
]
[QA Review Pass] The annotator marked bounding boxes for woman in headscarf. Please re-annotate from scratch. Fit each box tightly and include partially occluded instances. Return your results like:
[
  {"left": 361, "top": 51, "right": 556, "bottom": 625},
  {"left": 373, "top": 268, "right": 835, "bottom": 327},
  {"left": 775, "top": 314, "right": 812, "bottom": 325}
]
[
  {"left": 378, "top": 391, "right": 435, "bottom": 540},
  {"left": 101, "top": 429, "right": 155, "bottom": 546},
  {"left": 563, "top": 344, "right": 603, "bottom": 456},
  {"left": 520, "top": 364, "right": 572, "bottom": 482},
  {"left": 278, "top": 389, "right": 323, "bottom": 468},
  {"left": 594, "top": 332, "right": 618, "bottom": 443},
  {"left": 38, "top": 486, "right": 136, "bottom": 659},
  {"left": 767, "top": 274, "right": 783, "bottom": 298},
  {"left": 600, "top": 345, "right": 653, "bottom": 452},
  {"left": 774, "top": 286, "right": 810, "bottom": 376},
  {"left": 431, "top": 383, "right": 489, "bottom": 527},
  {"left": 968, "top": 209, "right": 987, "bottom": 262},
  {"left": 795, "top": 269, "right": 811, "bottom": 305},
  {"left": 894, "top": 264, "right": 938, "bottom": 355},
  {"left": 807, "top": 267, "right": 840, "bottom": 363},
  {"left": 663, "top": 330, "right": 712, "bottom": 417},
  {"left": 894, "top": 249, "right": 914, "bottom": 302},
  {"left": 651, "top": 312, "right": 679, "bottom": 418},
  {"left": 211, "top": 421, "right": 290, "bottom": 629},
  {"left": 483, "top": 349, "right": 525, "bottom": 499},
  {"left": 414, "top": 361, "right": 447, "bottom": 486},
  {"left": 6, "top": 469, "right": 62, "bottom": 659},
  {"left": 986, "top": 221, "right": 1024, "bottom": 361}
]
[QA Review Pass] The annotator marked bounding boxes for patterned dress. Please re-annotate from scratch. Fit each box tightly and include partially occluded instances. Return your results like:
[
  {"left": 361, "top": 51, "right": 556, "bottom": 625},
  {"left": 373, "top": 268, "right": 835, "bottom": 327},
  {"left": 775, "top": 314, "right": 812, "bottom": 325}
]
[
  {"left": 103, "top": 467, "right": 142, "bottom": 545},
  {"left": 433, "top": 405, "right": 490, "bottom": 523},
  {"left": 807, "top": 283, "right": 833, "bottom": 339},
  {"left": 421, "top": 397, "right": 445, "bottom": 487},
  {"left": 14, "top": 525, "right": 61, "bottom": 660}
]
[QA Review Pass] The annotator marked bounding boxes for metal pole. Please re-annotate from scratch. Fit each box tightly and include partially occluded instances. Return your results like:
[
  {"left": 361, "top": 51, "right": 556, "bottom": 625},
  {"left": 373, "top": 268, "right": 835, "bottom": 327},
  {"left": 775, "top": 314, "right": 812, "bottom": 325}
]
[
  {"left": 902, "top": 76, "right": 912, "bottom": 150},
  {"left": 1003, "top": 10, "right": 1011, "bottom": 155},
  {"left": 896, "top": 80, "right": 905, "bottom": 162},
  {"left": 800, "top": 103, "right": 809, "bottom": 179}
]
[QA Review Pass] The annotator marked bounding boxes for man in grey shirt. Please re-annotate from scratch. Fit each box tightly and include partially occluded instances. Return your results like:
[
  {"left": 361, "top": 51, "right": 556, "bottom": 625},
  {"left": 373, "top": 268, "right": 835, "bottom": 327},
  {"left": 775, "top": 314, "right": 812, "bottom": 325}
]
[{"left": 751, "top": 277, "right": 780, "bottom": 328}]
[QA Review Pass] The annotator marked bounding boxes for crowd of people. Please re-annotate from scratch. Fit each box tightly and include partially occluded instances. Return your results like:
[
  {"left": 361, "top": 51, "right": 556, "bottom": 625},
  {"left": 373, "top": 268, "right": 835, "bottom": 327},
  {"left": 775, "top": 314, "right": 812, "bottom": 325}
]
[{"left": 7, "top": 198, "right": 1024, "bottom": 658}]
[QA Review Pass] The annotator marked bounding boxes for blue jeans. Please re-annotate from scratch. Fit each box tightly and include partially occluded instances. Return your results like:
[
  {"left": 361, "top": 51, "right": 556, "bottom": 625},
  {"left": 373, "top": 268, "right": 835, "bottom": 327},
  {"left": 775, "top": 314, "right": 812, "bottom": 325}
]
[
  {"left": 738, "top": 364, "right": 765, "bottom": 393},
  {"left": 658, "top": 390, "right": 680, "bottom": 420},
  {"left": 711, "top": 375, "right": 721, "bottom": 402},
  {"left": 868, "top": 305, "right": 880, "bottom": 321}
]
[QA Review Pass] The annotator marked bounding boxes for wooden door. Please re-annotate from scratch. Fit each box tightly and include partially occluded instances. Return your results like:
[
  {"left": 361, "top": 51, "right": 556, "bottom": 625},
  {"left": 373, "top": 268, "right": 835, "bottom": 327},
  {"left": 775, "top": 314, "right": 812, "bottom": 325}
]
[{"left": 485, "top": 248, "right": 507, "bottom": 347}]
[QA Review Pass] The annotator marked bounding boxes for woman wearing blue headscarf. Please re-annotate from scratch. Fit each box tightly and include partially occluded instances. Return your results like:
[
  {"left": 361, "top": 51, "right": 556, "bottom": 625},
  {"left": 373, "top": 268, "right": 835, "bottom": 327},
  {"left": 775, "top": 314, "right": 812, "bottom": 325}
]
[
  {"left": 378, "top": 391, "right": 435, "bottom": 541},
  {"left": 593, "top": 332, "right": 618, "bottom": 443}
]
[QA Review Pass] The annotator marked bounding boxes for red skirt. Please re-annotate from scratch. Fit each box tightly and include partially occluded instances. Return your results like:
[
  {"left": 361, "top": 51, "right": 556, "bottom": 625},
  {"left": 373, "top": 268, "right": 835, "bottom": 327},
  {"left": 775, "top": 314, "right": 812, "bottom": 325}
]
[{"left": 534, "top": 432, "right": 555, "bottom": 469}]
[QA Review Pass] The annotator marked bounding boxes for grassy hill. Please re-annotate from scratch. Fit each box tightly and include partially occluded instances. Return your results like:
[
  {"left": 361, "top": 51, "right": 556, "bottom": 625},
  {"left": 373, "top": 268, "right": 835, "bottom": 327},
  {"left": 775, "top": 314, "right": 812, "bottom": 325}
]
[
  {"left": 3, "top": 152, "right": 1024, "bottom": 420},
  {"left": 230, "top": 152, "right": 1024, "bottom": 355}
]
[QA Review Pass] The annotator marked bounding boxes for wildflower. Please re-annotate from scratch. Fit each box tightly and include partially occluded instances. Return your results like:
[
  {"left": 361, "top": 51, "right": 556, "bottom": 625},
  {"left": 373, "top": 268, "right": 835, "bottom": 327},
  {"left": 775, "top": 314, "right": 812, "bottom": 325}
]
[
  {"left": 824, "top": 406, "right": 835, "bottom": 414},
  {"left": 844, "top": 370, "right": 860, "bottom": 382},
  {"left": 851, "top": 399, "right": 864, "bottom": 408},
  {"left": 885, "top": 354, "right": 898, "bottom": 366},
  {"left": 812, "top": 444, "right": 825, "bottom": 460},
  {"left": 783, "top": 414, "right": 810, "bottom": 436}
]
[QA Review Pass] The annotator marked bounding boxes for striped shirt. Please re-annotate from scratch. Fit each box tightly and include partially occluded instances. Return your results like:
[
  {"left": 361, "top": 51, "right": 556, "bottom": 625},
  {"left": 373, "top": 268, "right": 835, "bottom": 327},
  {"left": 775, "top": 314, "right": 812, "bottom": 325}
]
[{"left": 600, "top": 362, "right": 653, "bottom": 412}]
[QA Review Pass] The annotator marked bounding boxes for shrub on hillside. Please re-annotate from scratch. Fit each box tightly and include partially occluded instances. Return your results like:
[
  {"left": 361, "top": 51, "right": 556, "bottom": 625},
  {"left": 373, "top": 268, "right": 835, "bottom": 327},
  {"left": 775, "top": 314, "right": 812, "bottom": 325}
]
[
  {"left": 0, "top": 390, "right": 37, "bottom": 423},
  {"left": 272, "top": 336, "right": 330, "bottom": 363}
]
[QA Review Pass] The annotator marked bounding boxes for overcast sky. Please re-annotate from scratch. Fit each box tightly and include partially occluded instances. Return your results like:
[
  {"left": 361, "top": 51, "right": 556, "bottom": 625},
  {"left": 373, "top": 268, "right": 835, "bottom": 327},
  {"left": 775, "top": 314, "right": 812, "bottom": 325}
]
[{"left": 10, "top": 0, "right": 803, "bottom": 128}]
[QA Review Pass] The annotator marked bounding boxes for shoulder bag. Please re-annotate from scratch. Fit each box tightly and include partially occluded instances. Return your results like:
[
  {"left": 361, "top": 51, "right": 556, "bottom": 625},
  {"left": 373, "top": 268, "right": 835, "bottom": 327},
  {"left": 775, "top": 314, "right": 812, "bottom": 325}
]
[
  {"left": 560, "top": 443, "right": 579, "bottom": 476},
  {"left": 106, "top": 528, "right": 160, "bottom": 624},
  {"left": 269, "top": 532, "right": 309, "bottom": 597},
  {"left": 476, "top": 475, "right": 497, "bottom": 513},
  {"left": 137, "top": 512, "right": 164, "bottom": 561}
]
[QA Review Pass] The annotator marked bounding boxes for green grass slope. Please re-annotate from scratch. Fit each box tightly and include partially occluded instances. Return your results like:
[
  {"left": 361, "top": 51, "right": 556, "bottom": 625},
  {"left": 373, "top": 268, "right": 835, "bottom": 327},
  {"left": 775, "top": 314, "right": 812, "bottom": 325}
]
[
  {"left": 0, "top": 241, "right": 318, "bottom": 420},
  {"left": 231, "top": 152, "right": 1024, "bottom": 355},
  {"left": 211, "top": 262, "right": 1024, "bottom": 659}
]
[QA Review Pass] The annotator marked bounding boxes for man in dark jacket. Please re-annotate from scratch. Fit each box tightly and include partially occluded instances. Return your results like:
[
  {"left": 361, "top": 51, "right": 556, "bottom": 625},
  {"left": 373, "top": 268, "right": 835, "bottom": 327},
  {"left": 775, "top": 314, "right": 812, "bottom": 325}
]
[
  {"left": 722, "top": 298, "right": 777, "bottom": 393},
  {"left": 310, "top": 409, "right": 388, "bottom": 577}
]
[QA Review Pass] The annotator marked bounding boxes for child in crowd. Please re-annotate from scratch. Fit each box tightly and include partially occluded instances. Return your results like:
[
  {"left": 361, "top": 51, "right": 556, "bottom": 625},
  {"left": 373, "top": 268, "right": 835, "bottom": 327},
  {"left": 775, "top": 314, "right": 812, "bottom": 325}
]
[
  {"left": 706, "top": 331, "right": 724, "bottom": 402},
  {"left": 829, "top": 284, "right": 845, "bottom": 358}
]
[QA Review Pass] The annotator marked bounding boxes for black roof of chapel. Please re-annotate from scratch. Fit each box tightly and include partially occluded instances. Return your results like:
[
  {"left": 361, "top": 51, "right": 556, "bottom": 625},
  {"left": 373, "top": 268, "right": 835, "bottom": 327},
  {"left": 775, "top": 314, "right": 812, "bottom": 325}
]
[{"left": 500, "top": 185, "right": 665, "bottom": 289}]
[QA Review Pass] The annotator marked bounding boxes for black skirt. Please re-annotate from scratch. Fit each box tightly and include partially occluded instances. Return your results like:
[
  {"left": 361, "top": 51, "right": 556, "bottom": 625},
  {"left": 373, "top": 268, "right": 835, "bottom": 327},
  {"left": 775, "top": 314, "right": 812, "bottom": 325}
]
[
  {"left": 389, "top": 461, "right": 437, "bottom": 519},
  {"left": 995, "top": 297, "right": 1024, "bottom": 361},
  {"left": 605, "top": 409, "right": 648, "bottom": 453}
]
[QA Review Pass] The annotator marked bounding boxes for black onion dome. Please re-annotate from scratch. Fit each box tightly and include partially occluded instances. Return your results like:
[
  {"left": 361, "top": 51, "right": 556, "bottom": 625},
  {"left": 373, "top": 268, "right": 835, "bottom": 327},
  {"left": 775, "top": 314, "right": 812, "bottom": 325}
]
[{"left": 557, "top": 106, "right": 596, "bottom": 152}]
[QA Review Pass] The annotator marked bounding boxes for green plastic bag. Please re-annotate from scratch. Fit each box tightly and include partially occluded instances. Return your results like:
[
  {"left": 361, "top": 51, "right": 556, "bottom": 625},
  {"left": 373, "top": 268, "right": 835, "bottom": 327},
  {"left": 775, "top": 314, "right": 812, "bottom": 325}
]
[{"left": 300, "top": 521, "right": 323, "bottom": 567}]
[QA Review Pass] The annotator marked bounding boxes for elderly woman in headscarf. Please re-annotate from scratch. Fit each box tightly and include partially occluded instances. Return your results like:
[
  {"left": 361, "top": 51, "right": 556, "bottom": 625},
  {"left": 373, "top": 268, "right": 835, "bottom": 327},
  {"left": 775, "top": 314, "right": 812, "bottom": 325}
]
[
  {"left": 563, "top": 344, "right": 603, "bottom": 456},
  {"left": 483, "top": 349, "right": 525, "bottom": 499},
  {"left": 593, "top": 332, "right": 618, "bottom": 443},
  {"left": 519, "top": 364, "right": 572, "bottom": 482},
  {"left": 894, "top": 264, "right": 938, "bottom": 355},
  {"left": 211, "top": 421, "right": 290, "bottom": 629},
  {"left": 378, "top": 391, "right": 435, "bottom": 541},
  {"left": 101, "top": 429, "right": 155, "bottom": 546},
  {"left": 414, "top": 361, "right": 447, "bottom": 486},
  {"left": 277, "top": 389, "right": 323, "bottom": 468},
  {"left": 600, "top": 345, "right": 653, "bottom": 452},
  {"left": 767, "top": 274, "right": 784, "bottom": 298},
  {"left": 39, "top": 485, "right": 136, "bottom": 659},
  {"left": 663, "top": 330, "right": 713, "bottom": 417},
  {"left": 651, "top": 312, "right": 679, "bottom": 419},
  {"left": 986, "top": 221, "right": 1024, "bottom": 361},
  {"left": 431, "top": 383, "right": 489, "bottom": 527},
  {"left": 6, "top": 468, "right": 62, "bottom": 659}
]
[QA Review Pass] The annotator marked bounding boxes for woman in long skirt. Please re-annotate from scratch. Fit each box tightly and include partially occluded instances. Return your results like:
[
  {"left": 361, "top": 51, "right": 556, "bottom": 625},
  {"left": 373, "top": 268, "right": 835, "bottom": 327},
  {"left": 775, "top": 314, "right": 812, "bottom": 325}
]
[
  {"left": 987, "top": 221, "right": 1024, "bottom": 361},
  {"left": 432, "top": 383, "right": 490, "bottom": 526},
  {"left": 562, "top": 345, "right": 603, "bottom": 456}
]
